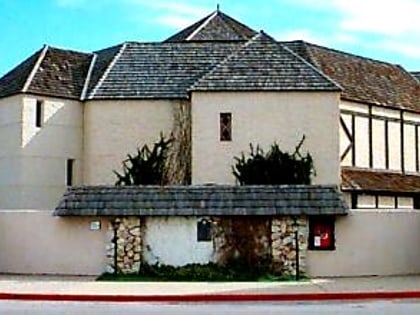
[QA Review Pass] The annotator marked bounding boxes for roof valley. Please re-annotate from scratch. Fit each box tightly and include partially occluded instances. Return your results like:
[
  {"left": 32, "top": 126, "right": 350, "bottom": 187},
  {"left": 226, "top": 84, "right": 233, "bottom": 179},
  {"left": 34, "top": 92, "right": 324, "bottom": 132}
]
[
  {"left": 80, "top": 54, "right": 97, "bottom": 100},
  {"left": 88, "top": 43, "right": 128, "bottom": 99}
]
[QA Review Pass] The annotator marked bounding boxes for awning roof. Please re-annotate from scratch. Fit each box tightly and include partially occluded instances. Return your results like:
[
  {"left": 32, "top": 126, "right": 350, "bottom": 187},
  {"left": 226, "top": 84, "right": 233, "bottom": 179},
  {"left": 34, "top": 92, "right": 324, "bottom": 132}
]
[{"left": 54, "top": 185, "right": 348, "bottom": 217}]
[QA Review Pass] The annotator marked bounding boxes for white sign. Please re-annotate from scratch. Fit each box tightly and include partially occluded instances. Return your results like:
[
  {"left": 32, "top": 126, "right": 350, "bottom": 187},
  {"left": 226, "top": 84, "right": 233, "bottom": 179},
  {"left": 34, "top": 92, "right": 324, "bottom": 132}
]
[
  {"left": 89, "top": 221, "right": 101, "bottom": 231},
  {"left": 314, "top": 236, "right": 321, "bottom": 247}
]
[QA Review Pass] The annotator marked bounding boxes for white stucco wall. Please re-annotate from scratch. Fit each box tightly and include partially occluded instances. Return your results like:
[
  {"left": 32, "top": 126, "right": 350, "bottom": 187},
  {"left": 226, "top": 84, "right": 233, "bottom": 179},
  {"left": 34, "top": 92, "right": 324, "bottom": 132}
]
[
  {"left": 83, "top": 100, "right": 175, "bottom": 184},
  {"left": 18, "top": 95, "right": 83, "bottom": 209},
  {"left": 307, "top": 210, "right": 420, "bottom": 277},
  {"left": 0, "top": 95, "right": 23, "bottom": 208},
  {"left": 143, "top": 217, "right": 214, "bottom": 266},
  {"left": 0, "top": 95, "right": 82, "bottom": 209},
  {"left": 0, "top": 210, "right": 109, "bottom": 275},
  {"left": 191, "top": 91, "right": 341, "bottom": 185}
]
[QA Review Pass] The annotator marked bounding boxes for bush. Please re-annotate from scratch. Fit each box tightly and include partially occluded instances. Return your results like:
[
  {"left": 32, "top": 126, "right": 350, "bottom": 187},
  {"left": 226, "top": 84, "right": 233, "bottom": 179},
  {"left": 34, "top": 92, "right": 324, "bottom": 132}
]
[
  {"left": 232, "top": 136, "right": 315, "bottom": 185},
  {"left": 114, "top": 134, "right": 172, "bottom": 185},
  {"left": 97, "top": 262, "right": 299, "bottom": 282}
]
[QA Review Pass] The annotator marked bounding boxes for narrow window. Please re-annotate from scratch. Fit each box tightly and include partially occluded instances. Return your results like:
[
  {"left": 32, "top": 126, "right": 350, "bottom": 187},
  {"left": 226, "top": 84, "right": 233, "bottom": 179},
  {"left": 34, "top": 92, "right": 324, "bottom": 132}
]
[
  {"left": 197, "top": 219, "right": 212, "bottom": 242},
  {"left": 66, "top": 159, "right": 74, "bottom": 186},
  {"left": 308, "top": 216, "right": 335, "bottom": 251},
  {"left": 220, "top": 113, "right": 232, "bottom": 141},
  {"left": 35, "top": 100, "right": 43, "bottom": 127}
]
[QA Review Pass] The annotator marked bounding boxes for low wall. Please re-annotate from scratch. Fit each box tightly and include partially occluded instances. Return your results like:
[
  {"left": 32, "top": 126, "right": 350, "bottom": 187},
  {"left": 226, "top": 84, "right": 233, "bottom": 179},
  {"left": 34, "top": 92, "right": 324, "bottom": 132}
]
[
  {"left": 0, "top": 210, "right": 110, "bottom": 275},
  {"left": 307, "top": 210, "right": 420, "bottom": 277},
  {"left": 1, "top": 210, "right": 419, "bottom": 277}
]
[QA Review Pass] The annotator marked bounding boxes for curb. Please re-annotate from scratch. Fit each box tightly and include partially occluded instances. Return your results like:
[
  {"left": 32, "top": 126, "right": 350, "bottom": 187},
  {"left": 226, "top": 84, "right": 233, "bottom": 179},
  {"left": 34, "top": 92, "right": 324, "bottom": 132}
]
[{"left": 0, "top": 291, "right": 420, "bottom": 302}]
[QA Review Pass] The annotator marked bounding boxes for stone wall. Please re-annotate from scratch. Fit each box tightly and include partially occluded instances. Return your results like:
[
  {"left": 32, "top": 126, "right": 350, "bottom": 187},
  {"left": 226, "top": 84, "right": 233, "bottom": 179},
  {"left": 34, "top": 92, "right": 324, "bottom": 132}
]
[
  {"left": 105, "top": 215, "right": 308, "bottom": 276},
  {"left": 106, "top": 217, "right": 142, "bottom": 274},
  {"left": 272, "top": 216, "right": 308, "bottom": 276}
]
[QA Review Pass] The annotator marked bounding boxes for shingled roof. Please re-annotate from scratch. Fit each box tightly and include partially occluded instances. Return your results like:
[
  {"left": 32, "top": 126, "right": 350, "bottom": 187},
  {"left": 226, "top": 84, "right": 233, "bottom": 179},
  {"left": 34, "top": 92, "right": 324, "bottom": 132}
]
[
  {"left": 412, "top": 72, "right": 420, "bottom": 82},
  {"left": 284, "top": 41, "right": 420, "bottom": 112},
  {"left": 165, "top": 10, "right": 257, "bottom": 42},
  {"left": 0, "top": 46, "right": 92, "bottom": 99},
  {"left": 54, "top": 185, "right": 348, "bottom": 216},
  {"left": 191, "top": 33, "right": 340, "bottom": 92},
  {"left": 0, "top": 47, "right": 43, "bottom": 98},
  {"left": 87, "top": 41, "right": 241, "bottom": 99},
  {"left": 0, "top": 10, "right": 418, "bottom": 108},
  {"left": 341, "top": 167, "right": 420, "bottom": 194},
  {"left": 28, "top": 47, "right": 92, "bottom": 99}
]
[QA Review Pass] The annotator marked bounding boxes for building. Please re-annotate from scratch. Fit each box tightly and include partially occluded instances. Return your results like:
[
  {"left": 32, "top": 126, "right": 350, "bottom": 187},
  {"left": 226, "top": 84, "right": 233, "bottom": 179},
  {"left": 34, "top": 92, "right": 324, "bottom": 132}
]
[{"left": 0, "top": 10, "right": 419, "bottom": 277}]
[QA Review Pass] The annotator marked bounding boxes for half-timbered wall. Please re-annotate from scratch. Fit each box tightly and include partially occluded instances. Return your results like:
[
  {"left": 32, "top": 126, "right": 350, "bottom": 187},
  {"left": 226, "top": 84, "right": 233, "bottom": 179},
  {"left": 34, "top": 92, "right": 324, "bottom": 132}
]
[{"left": 340, "top": 101, "right": 420, "bottom": 174}]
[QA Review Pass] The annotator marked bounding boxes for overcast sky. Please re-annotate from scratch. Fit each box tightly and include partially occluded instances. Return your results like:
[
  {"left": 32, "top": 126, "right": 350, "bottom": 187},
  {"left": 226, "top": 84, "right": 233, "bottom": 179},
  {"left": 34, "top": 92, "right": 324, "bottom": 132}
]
[{"left": 0, "top": 0, "right": 419, "bottom": 77}]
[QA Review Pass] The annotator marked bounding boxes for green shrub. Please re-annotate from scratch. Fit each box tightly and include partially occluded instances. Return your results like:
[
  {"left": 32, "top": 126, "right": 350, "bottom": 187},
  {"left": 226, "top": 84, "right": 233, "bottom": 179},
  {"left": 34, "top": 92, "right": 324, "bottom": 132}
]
[{"left": 232, "top": 136, "right": 315, "bottom": 185}]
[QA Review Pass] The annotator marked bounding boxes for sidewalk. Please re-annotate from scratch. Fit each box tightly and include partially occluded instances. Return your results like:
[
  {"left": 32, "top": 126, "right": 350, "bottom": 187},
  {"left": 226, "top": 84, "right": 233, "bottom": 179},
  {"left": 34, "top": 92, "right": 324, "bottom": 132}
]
[{"left": 0, "top": 274, "right": 419, "bottom": 302}]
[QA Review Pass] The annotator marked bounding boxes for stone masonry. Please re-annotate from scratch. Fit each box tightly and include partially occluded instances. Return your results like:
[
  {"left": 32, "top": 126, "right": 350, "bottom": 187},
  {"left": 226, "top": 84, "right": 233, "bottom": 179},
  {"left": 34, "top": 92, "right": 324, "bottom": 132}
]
[
  {"left": 106, "top": 217, "right": 142, "bottom": 274},
  {"left": 105, "top": 215, "right": 308, "bottom": 276},
  {"left": 271, "top": 216, "right": 308, "bottom": 276}
]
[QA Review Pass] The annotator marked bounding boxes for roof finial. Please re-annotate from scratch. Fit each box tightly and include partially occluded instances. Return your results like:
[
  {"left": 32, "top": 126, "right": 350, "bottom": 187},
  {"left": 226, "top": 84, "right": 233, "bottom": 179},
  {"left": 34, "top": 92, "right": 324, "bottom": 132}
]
[{"left": 216, "top": 3, "right": 220, "bottom": 12}]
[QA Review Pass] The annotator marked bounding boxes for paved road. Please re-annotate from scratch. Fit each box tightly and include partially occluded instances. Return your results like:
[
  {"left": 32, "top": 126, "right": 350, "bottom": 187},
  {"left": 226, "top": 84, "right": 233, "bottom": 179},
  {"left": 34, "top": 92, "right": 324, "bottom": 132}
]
[{"left": 0, "top": 300, "right": 420, "bottom": 314}]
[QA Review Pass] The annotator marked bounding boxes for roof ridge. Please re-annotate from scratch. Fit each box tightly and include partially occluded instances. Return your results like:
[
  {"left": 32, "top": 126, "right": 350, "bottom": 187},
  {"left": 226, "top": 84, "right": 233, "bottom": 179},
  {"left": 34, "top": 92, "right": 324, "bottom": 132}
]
[
  {"left": 88, "top": 42, "right": 127, "bottom": 99},
  {"left": 186, "top": 11, "right": 218, "bottom": 40},
  {"left": 280, "top": 43, "right": 342, "bottom": 91},
  {"left": 189, "top": 32, "right": 267, "bottom": 91},
  {"left": 80, "top": 53, "right": 97, "bottom": 100},
  {"left": 22, "top": 45, "right": 49, "bottom": 93}
]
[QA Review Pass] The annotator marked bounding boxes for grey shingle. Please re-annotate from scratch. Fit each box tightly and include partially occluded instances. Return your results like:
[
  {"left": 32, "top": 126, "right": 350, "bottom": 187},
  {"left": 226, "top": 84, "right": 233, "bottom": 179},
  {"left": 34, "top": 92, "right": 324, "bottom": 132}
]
[
  {"left": 54, "top": 185, "right": 348, "bottom": 216},
  {"left": 88, "top": 41, "right": 241, "bottom": 99},
  {"left": 191, "top": 33, "right": 340, "bottom": 92},
  {"left": 165, "top": 10, "right": 256, "bottom": 42}
]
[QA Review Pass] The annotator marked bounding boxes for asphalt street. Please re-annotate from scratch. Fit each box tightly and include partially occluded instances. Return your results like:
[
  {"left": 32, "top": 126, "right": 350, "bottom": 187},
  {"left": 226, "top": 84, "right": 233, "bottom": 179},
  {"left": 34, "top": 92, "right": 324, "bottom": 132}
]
[{"left": 0, "top": 300, "right": 420, "bottom": 314}]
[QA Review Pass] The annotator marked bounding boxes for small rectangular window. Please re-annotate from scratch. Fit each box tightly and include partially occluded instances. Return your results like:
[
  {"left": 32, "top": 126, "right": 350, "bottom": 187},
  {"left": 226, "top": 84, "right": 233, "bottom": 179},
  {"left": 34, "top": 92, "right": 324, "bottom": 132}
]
[
  {"left": 35, "top": 100, "right": 43, "bottom": 127},
  {"left": 197, "top": 219, "right": 212, "bottom": 242},
  {"left": 66, "top": 159, "right": 74, "bottom": 186},
  {"left": 220, "top": 113, "right": 232, "bottom": 141}
]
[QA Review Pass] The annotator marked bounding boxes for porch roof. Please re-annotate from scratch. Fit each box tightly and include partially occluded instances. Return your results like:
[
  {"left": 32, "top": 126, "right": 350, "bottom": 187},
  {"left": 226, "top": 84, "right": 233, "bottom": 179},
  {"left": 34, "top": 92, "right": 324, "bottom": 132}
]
[{"left": 54, "top": 185, "right": 348, "bottom": 217}]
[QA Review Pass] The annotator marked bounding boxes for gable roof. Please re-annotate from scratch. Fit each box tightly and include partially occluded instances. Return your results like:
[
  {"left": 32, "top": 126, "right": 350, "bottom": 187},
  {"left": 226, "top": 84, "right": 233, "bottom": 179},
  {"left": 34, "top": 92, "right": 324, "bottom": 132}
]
[
  {"left": 54, "top": 185, "right": 348, "bottom": 216},
  {"left": 191, "top": 33, "right": 340, "bottom": 92},
  {"left": 341, "top": 167, "right": 420, "bottom": 194},
  {"left": 284, "top": 41, "right": 420, "bottom": 112},
  {"left": 165, "top": 10, "right": 257, "bottom": 42},
  {"left": 0, "top": 46, "right": 92, "bottom": 100}
]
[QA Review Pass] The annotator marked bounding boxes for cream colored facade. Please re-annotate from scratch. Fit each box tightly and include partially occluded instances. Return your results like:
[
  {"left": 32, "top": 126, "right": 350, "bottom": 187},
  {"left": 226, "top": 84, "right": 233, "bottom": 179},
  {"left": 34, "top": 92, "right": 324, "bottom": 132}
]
[
  {"left": 0, "top": 210, "right": 109, "bottom": 275},
  {"left": 0, "top": 94, "right": 83, "bottom": 209},
  {"left": 307, "top": 210, "right": 420, "bottom": 277},
  {"left": 0, "top": 95, "right": 22, "bottom": 208},
  {"left": 192, "top": 91, "right": 341, "bottom": 185},
  {"left": 1, "top": 89, "right": 420, "bottom": 276},
  {"left": 83, "top": 99, "right": 175, "bottom": 185}
]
